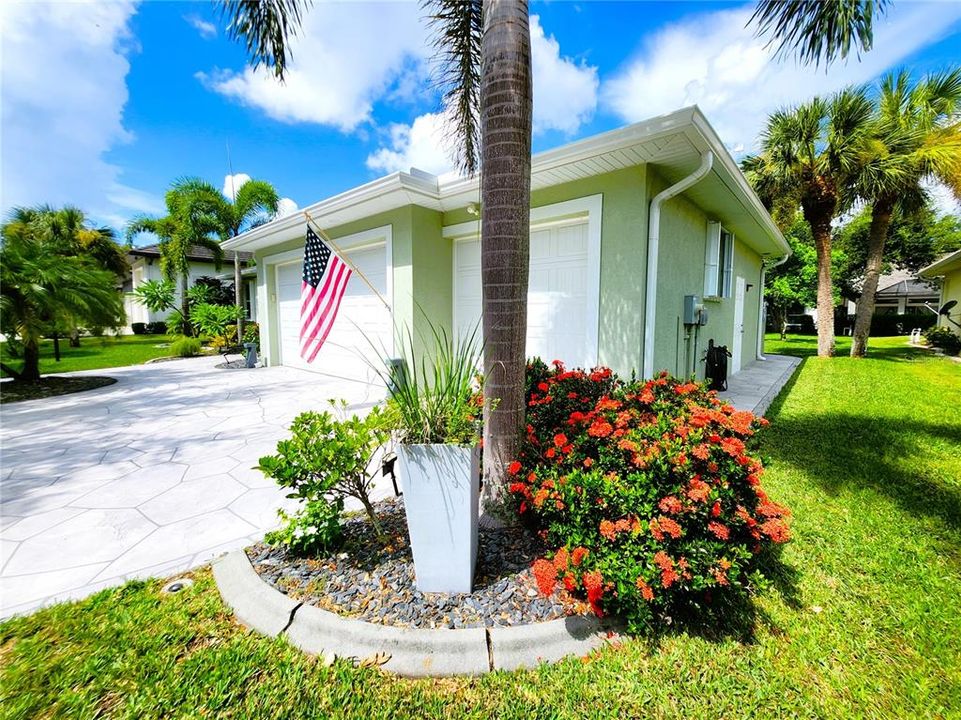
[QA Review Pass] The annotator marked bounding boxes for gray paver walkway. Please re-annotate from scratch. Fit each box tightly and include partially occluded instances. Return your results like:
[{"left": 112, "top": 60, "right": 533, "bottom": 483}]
[
  {"left": 0, "top": 356, "right": 390, "bottom": 619},
  {"left": 719, "top": 354, "right": 802, "bottom": 416}
]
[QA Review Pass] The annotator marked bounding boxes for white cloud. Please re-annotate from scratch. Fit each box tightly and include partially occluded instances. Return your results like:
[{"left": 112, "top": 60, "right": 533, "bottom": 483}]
[
  {"left": 199, "top": 1, "right": 430, "bottom": 131},
  {"left": 926, "top": 180, "right": 961, "bottom": 218},
  {"left": 0, "top": 0, "right": 159, "bottom": 228},
  {"left": 602, "top": 3, "right": 961, "bottom": 154},
  {"left": 185, "top": 14, "right": 217, "bottom": 40},
  {"left": 277, "top": 198, "right": 299, "bottom": 217},
  {"left": 530, "top": 15, "right": 598, "bottom": 134},
  {"left": 222, "top": 173, "right": 251, "bottom": 201},
  {"left": 366, "top": 14, "right": 598, "bottom": 175},
  {"left": 366, "top": 112, "right": 455, "bottom": 175}
]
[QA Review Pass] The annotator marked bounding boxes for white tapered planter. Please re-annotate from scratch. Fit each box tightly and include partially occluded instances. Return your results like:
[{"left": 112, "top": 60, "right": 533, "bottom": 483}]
[{"left": 396, "top": 444, "right": 479, "bottom": 593}]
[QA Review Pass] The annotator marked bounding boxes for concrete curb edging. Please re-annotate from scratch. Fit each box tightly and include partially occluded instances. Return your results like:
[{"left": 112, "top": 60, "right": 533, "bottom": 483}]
[
  {"left": 212, "top": 550, "right": 614, "bottom": 677},
  {"left": 755, "top": 355, "right": 802, "bottom": 417}
]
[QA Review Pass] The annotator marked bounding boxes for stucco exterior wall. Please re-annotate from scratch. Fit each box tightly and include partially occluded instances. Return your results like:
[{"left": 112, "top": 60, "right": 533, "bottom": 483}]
[
  {"left": 647, "top": 167, "right": 763, "bottom": 379},
  {"left": 938, "top": 267, "right": 961, "bottom": 330}
]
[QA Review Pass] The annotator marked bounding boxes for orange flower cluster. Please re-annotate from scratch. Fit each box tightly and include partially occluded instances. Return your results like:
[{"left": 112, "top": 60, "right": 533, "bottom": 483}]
[{"left": 649, "top": 515, "right": 683, "bottom": 541}]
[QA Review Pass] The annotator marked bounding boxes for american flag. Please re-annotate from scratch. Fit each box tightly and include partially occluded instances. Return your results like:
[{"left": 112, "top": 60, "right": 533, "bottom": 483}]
[{"left": 300, "top": 226, "right": 352, "bottom": 363}]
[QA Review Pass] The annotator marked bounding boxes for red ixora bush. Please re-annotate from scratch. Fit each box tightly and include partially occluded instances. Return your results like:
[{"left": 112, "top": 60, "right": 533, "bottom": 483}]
[{"left": 509, "top": 358, "right": 791, "bottom": 632}]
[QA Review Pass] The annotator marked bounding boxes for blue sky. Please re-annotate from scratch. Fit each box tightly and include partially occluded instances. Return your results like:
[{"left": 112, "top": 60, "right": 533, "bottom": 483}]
[{"left": 2, "top": 0, "right": 959, "bottom": 238}]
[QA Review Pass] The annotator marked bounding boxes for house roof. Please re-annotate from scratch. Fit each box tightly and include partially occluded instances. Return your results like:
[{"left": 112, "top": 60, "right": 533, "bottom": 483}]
[
  {"left": 128, "top": 244, "right": 253, "bottom": 264},
  {"left": 873, "top": 268, "right": 938, "bottom": 299},
  {"left": 223, "top": 106, "right": 789, "bottom": 259},
  {"left": 919, "top": 249, "right": 961, "bottom": 278}
]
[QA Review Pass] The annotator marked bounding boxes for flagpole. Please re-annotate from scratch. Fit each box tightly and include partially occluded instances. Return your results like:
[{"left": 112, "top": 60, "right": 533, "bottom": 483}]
[{"left": 302, "top": 210, "right": 391, "bottom": 311}]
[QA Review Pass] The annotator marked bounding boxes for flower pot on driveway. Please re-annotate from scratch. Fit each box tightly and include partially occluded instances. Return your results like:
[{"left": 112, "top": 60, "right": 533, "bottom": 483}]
[{"left": 396, "top": 443, "right": 479, "bottom": 593}]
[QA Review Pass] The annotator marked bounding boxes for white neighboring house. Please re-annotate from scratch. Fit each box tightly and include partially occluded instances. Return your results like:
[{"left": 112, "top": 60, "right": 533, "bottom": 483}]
[{"left": 122, "top": 244, "right": 256, "bottom": 333}]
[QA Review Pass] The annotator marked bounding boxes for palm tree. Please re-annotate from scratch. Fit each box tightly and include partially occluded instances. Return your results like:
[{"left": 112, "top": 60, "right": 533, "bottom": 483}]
[
  {"left": 217, "top": 178, "right": 280, "bottom": 344},
  {"left": 848, "top": 68, "right": 961, "bottom": 357},
  {"left": 750, "top": 0, "right": 889, "bottom": 66},
  {"left": 1, "top": 209, "right": 125, "bottom": 383},
  {"left": 743, "top": 88, "right": 874, "bottom": 357},
  {"left": 217, "top": 0, "right": 888, "bottom": 502},
  {"left": 127, "top": 178, "right": 225, "bottom": 335}
]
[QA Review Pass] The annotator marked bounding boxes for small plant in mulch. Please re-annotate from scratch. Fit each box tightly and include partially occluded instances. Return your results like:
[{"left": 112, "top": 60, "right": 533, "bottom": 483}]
[
  {"left": 508, "top": 359, "right": 792, "bottom": 633},
  {"left": 258, "top": 402, "right": 395, "bottom": 554}
]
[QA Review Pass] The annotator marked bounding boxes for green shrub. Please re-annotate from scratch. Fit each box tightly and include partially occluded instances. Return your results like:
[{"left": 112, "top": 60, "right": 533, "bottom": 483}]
[
  {"left": 170, "top": 337, "right": 201, "bottom": 357},
  {"left": 190, "top": 303, "right": 242, "bottom": 340},
  {"left": 131, "top": 322, "right": 147, "bottom": 335},
  {"left": 258, "top": 403, "right": 395, "bottom": 551},
  {"left": 509, "top": 359, "right": 791, "bottom": 633},
  {"left": 924, "top": 326, "right": 961, "bottom": 355},
  {"left": 266, "top": 500, "right": 342, "bottom": 555},
  {"left": 243, "top": 321, "right": 260, "bottom": 350},
  {"left": 145, "top": 321, "right": 167, "bottom": 335}
]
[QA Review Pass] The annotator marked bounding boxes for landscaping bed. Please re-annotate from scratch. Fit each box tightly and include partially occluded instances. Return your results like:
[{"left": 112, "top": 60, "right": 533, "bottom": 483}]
[
  {"left": 246, "top": 498, "right": 584, "bottom": 629},
  {"left": 0, "top": 375, "right": 116, "bottom": 403}
]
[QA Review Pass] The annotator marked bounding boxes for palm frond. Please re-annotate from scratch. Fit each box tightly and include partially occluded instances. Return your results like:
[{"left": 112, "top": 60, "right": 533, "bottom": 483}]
[
  {"left": 750, "top": 0, "right": 888, "bottom": 67},
  {"left": 422, "top": 0, "right": 483, "bottom": 176},
  {"left": 216, "top": 0, "right": 310, "bottom": 81}
]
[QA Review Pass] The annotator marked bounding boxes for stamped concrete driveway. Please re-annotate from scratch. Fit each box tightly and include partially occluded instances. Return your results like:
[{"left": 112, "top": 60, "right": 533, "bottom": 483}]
[{"left": 0, "top": 356, "right": 389, "bottom": 619}]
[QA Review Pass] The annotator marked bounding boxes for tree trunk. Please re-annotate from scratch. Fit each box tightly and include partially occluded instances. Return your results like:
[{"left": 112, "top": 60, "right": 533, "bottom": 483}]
[
  {"left": 20, "top": 339, "right": 41, "bottom": 383},
  {"left": 850, "top": 196, "right": 895, "bottom": 358},
  {"left": 52, "top": 333, "right": 61, "bottom": 362},
  {"left": 479, "top": 0, "right": 533, "bottom": 518},
  {"left": 180, "top": 273, "right": 192, "bottom": 336},
  {"left": 234, "top": 253, "right": 244, "bottom": 345},
  {"left": 802, "top": 194, "right": 837, "bottom": 358},
  {"left": 69, "top": 328, "right": 81, "bottom": 348}
]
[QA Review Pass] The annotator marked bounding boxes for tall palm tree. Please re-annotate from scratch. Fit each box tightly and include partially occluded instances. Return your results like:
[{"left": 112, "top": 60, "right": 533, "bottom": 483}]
[
  {"left": 217, "top": 0, "right": 887, "bottom": 501},
  {"left": 1, "top": 209, "right": 125, "bottom": 383},
  {"left": 743, "top": 88, "right": 874, "bottom": 357},
  {"left": 127, "top": 178, "right": 225, "bottom": 335},
  {"left": 217, "top": 178, "right": 280, "bottom": 343},
  {"left": 849, "top": 68, "right": 961, "bottom": 357}
]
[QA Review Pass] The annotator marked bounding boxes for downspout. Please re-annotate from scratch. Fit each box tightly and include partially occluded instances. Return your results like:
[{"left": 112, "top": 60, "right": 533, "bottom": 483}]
[
  {"left": 757, "top": 252, "right": 790, "bottom": 360},
  {"left": 643, "top": 151, "right": 714, "bottom": 379}
]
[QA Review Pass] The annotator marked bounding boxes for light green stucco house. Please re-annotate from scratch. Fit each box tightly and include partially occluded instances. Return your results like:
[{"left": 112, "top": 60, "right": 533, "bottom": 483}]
[
  {"left": 920, "top": 249, "right": 961, "bottom": 331},
  {"left": 224, "top": 106, "right": 789, "bottom": 384}
]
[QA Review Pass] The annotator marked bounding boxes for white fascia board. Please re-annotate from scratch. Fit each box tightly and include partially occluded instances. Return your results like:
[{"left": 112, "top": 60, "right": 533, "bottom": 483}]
[
  {"left": 919, "top": 249, "right": 961, "bottom": 277},
  {"left": 688, "top": 109, "right": 789, "bottom": 258},
  {"left": 225, "top": 171, "right": 440, "bottom": 252}
]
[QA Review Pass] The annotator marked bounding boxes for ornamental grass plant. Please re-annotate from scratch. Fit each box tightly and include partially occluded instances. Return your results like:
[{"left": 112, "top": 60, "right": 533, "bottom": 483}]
[{"left": 510, "top": 359, "right": 791, "bottom": 632}]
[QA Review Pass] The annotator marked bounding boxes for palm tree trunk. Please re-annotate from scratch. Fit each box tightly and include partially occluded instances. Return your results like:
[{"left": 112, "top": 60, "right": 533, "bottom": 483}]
[
  {"left": 20, "top": 339, "right": 41, "bottom": 383},
  {"left": 850, "top": 196, "right": 895, "bottom": 358},
  {"left": 234, "top": 253, "right": 244, "bottom": 345},
  {"left": 801, "top": 184, "right": 838, "bottom": 358},
  {"left": 479, "top": 0, "right": 533, "bottom": 518},
  {"left": 180, "top": 273, "right": 192, "bottom": 336}
]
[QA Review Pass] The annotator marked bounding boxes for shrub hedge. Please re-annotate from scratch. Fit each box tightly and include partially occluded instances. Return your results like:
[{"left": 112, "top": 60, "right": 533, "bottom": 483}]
[{"left": 508, "top": 359, "right": 791, "bottom": 632}]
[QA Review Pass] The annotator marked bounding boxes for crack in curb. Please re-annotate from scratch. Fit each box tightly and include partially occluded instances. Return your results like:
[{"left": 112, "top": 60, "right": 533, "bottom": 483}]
[
  {"left": 485, "top": 628, "right": 494, "bottom": 672},
  {"left": 280, "top": 601, "right": 304, "bottom": 635}
]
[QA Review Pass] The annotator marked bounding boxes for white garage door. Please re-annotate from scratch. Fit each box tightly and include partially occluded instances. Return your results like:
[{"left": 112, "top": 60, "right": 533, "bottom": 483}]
[
  {"left": 454, "top": 221, "right": 595, "bottom": 367},
  {"left": 275, "top": 243, "right": 391, "bottom": 383}
]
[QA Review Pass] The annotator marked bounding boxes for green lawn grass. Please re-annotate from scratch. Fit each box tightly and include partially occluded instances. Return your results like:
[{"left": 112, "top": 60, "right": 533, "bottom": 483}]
[
  {"left": 0, "top": 334, "right": 174, "bottom": 377},
  {"left": 2, "top": 335, "right": 959, "bottom": 719}
]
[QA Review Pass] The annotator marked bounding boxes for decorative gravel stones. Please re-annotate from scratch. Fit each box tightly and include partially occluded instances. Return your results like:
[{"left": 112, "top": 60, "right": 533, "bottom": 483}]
[{"left": 246, "top": 498, "right": 587, "bottom": 630}]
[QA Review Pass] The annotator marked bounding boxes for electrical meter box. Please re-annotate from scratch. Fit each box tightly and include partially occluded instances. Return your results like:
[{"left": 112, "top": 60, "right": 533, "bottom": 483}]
[{"left": 683, "top": 295, "right": 701, "bottom": 325}]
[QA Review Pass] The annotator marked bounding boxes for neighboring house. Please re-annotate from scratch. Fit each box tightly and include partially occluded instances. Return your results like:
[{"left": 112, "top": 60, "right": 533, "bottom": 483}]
[
  {"left": 919, "top": 249, "right": 961, "bottom": 330},
  {"left": 223, "top": 106, "right": 788, "bottom": 384},
  {"left": 122, "top": 244, "right": 255, "bottom": 332}
]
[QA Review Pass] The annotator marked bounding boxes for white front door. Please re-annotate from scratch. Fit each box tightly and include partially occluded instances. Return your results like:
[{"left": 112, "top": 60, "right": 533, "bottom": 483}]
[
  {"left": 732, "top": 275, "right": 746, "bottom": 374},
  {"left": 453, "top": 220, "right": 596, "bottom": 367},
  {"left": 274, "top": 243, "right": 391, "bottom": 383}
]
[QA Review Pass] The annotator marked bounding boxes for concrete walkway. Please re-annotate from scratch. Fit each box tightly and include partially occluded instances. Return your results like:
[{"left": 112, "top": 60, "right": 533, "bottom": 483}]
[
  {"left": 719, "top": 354, "right": 802, "bottom": 416},
  {"left": 0, "top": 356, "right": 391, "bottom": 619}
]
